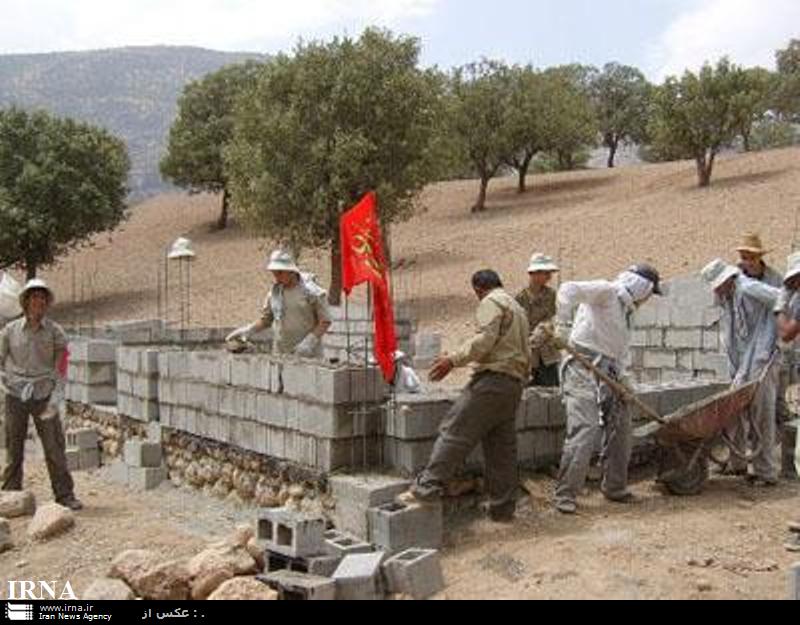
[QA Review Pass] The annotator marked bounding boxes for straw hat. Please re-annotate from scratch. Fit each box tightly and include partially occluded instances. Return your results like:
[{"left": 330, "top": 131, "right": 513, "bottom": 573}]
[
  {"left": 265, "top": 250, "right": 300, "bottom": 274},
  {"left": 527, "top": 253, "right": 560, "bottom": 274},
  {"left": 736, "top": 233, "right": 771, "bottom": 256},
  {"left": 701, "top": 259, "right": 740, "bottom": 291}
]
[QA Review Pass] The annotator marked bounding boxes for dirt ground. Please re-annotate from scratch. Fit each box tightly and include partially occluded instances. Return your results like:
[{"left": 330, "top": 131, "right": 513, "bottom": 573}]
[{"left": 1, "top": 444, "right": 798, "bottom": 600}]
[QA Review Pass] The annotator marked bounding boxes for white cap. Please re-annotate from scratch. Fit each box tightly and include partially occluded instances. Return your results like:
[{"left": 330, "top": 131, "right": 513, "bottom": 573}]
[
  {"left": 266, "top": 250, "right": 300, "bottom": 274},
  {"left": 785, "top": 252, "right": 800, "bottom": 285},
  {"left": 701, "top": 259, "right": 739, "bottom": 291},
  {"left": 527, "top": 253, "right": 560, "bottom": 274},
  {"left": 168, "top": 237, "right": 196, "bottom": 260},
  {"left": 19, "top": 278, "right": 55, "bottom": 308}
]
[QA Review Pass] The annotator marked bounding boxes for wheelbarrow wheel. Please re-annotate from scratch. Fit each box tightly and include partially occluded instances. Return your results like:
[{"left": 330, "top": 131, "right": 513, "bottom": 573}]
[{"left": 658, "top": 444, "right": 709, "bottom": 496}]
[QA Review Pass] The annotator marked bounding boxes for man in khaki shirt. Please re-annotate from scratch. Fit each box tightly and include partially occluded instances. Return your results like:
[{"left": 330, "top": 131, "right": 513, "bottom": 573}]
[
  {"left": 1, "top": 279, "right": 81, "bottom": 510},
  {"left": 226, "top": 250, "right": 332, "bottom": 357},
  {"left": 399, "top": 270, "right": 530, "bottom": 522},
  {"left": 516, "top": 253, "right": 561, "bottom": 387}
]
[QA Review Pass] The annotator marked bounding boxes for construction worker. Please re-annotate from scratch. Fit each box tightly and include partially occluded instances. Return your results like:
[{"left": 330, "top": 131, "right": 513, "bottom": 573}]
[
  {"left": 516, "top": 253, "right": 560, "bottom": 387},
  {"left": 553, "top": 264, "right": 662, "bottom": 514},
  {"left": 398, "top": 270, "right": 530, "bottom": 522},
  {"left": 701, "top": 259, "right": 782, "bottom": 486},
  {"left": 0, "top": 279, "right": 82, "bottom": 511},
  {"left": 226, "top": 250, "right": 332, "bottom": 357}
]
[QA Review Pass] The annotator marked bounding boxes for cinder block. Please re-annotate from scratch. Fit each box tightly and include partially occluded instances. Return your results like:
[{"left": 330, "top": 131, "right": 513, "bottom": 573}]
[
  {"left": 367, "top": 501, "right": 442, "bottom": 555},
  {"left": 306, "top": 555, "right": 343, "bottom": 578},
  {"left": 643, "top": 350, "right": 677, "bottom": 370},
  {"left": 664, "top": 329, "right": 703, "bottom": 350},
  {"left": 67, "top": 429, "right": 99, "bottom": 450},
  {"left": 85, "top": 340, "right": 118, "bottom": 363},
  {"left": 790, "top": 562, "right": 800, "bottom": 601},
  {"left": 332, "top": 552, "right": 387, "bottom": 601},
  {"left": 329, "top": 475, "right": 410, "bottom": 540},
  {"left": 692, "top": 352, "right": 730, "bottom": 380},
  {"left": 146, "top": 422, "right": 163, "bottom": 443},
  {"left": 128, "top": 466, "right": 167, "bottom": 491},
  {"left": 385, "top": 396, "right": 451, "bottom": 440},
  {"left": 296, "top": 402, "right": 382, "bottom": 439},
  {"left": 257, "top": 571, "right": 336, "bottom": 601},
  {"left": 78, "top": 447, "right": 101, "bottom": 470},
  {"left": 249, "top": 358, "right": 271, "bottom": 392},
  {"left": 382, "top": 548, "right": 445, "bottom": 600},
  {"left": 702, "top": 329, "right": 720, "bottom": 351},
  {"left": 132, "top": 375, "right": 158, "bottom": 399},
  {"left": 84, "top": 385, "right": 117, "bottom": 406},
  {"left": 108, "top": 461, "right": 129, "bottom": 485},
  {"left": 383, "top": 438, "right": 435, "bottom": 476},
  {"left": 257, "top": 508, "right": 326, "bottom": 559},
  {"left": 65, "top": 448, "right": 80, "bottom": 472},
  {"left": 323, "top": 530, "right": 374, "bottom": 557},
  {"left": 123, "top": 440, "right": 163, "bottom": 468},
  {"left": 231, "top": 356, "right": 252, "bottom": 387}
]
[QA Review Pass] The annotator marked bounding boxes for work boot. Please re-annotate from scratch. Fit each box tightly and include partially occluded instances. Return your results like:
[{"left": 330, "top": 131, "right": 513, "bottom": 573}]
[
  {"left": 396, "top": 489, "right": 439, "bottom": 507},
  {"left": 603, "top": 491, "right": 641, "bottom": 505},
  {"left": 746, "top": 475, "right": 778, "bottom": 488},
  {"left": 554, "top": 499, "right": 577, "bottom": 515},
  {"left": 56, "top": 496, "right": 83, "bottom": 511}
]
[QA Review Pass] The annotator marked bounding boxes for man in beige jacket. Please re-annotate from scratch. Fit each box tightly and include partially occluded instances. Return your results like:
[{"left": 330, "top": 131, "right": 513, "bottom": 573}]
[{"left": 399, "top": 270, "right": 530, "bottom": 522}]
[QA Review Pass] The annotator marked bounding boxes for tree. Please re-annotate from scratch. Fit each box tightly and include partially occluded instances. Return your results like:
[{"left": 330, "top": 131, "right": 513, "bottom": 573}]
[
  {"left": 736, "top": 68, "right": 774, "bottom": 152},
  {"left": 161, "top": 61, "right": 262, "bottom": 230},
  {"left": 0, "top": 108, "right": 129, "bottom": 280},
  {"left": 503, "top": 65, "right": 547, "bottom": 193},
  {"left": 649, "top": 58, "right": 755, "bottom": 187},
  {"left": 225, "top": 29, "right": 441, "bottom": 304},
  {"left": 447, "top": 60, "right": 513, "bottom": 211},
  {"left": 775, "top": 39, "right": 800, "bottom": 122},
  {"left": 539, "top": 65, "right": 598, "bottom": 171},
  {"left": 589, "top": 63, "right": 652, "bottom": 168}
]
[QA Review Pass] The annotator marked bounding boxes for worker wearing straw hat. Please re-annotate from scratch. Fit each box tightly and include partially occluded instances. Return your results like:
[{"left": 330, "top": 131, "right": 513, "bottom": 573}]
[{"left": 515, "top": 253, "right": 561, "bottom": 387}]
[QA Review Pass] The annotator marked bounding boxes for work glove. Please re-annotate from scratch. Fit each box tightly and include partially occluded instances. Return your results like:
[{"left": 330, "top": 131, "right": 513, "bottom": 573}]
[
  {"left": 226, "top": 323, "right": 257, "bottom": 344},
  {"left": 293, "top": 333, "right": 320, "bottom": 358}
]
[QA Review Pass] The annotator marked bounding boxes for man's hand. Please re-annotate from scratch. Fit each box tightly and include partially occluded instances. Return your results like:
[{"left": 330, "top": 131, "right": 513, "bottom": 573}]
[
  {"left": 293, "top": 333, "right": 320, "bottom": 358},
  {"left": 226, "top": 323, "right": 255, "bottom": 343},
  {"left": 428, "top": 356, "right": 454, "bottom": 382}
]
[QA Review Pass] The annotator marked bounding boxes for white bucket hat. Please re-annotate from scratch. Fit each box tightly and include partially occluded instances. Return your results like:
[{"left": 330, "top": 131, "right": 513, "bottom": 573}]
[
  {"left": 785, "top": 252, "right": 800, "bottom": 285},
  {"left": 527, "top": 253, "right": 560, "bottom": 274},
  {"left": 701, "top": 259, "right": 740, "bottom": 291},
  {"left": 168, "top": 237, "right": 196, "bottom": 260},
  {"left": 266, "top": 250, "right": 300, "bottom": 274},
  {"left": 19, "top": 278, "right": 55, "bottom": 308}
]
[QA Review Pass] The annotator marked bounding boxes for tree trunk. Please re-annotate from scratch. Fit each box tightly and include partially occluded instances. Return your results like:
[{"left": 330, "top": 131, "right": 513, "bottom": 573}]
[
  {"left": 742, "top": 130, "right": 751, "bottom": 153},
  {"left": 517, "top": 153, "right": 534, "bottom": 193},
  {"left": 696, "top": 153, "right": 715, "bottom": 187},
  {"left": 607, "top": 141, "right": 618, "bottom": 168},
  {"left": 25, "top": 260, "right": 37, "bottom": 281},
  {"left": 329, "top": 226, "right": 343, "bottom": 306},
  {"left": 472, "top": 176, "right": 490, "bottom": 212},
  {"left": 216, "top": 188, "right": 230, "bottom": 230}
]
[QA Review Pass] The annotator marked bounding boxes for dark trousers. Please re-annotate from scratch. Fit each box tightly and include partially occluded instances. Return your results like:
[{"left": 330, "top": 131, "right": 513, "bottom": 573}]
[
  {"left": 2, "top": 395, "right": 75, "bottom": 501},
  {"left": 531, "top": 363, "right": 560, "bottom": 388},
  {"left": 413, "top": 371, "right": 523, "bottom": 517}
]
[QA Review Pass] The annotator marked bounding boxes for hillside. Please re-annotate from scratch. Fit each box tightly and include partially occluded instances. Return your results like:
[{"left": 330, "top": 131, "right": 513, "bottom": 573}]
[
  {"left": 0, "top": 46, "right": 265, "bottom": 197},
  {"left": 25, "top": 146, "right": 800, "bottom": 353}
]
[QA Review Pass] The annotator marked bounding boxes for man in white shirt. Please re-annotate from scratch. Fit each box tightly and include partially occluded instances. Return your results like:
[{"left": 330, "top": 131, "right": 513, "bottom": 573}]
[{"left": 553, "top": 264, "right": 662, "bottom": 514}]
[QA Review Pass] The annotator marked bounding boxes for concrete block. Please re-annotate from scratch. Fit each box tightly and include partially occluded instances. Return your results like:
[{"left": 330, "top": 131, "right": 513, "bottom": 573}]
[
  {"left": 108, "top": 461, "right": 129, "bottom": 485},
  {"left": 790, "top": 562, "right": 800, "bottom": 601},
  {"left": 132, "top": 375, "right": 159, "bottom": 399},
  {"left": 306, "top": 555, "right": 343, "bottom": 578},
  {"left": 630, "top": 329, "right": 647, "bottom": 347},
  {"left": 249, "top": 358, "right": 271, "bottom": 392},
  {"left": 65, "top": 448, "right": 80, "bottom": 472},
  {"left": 329, "top": 475, "right": 410, "bottom": 540},
  {"left": 258, "top": 571, "right": 336, "bottom": 601},
  {"left": 82, "top": 363, "right": 116, "bottom": 385},
  {"left": 84, "top": 340, "right": 118, "bottom": 363},
  {"left": 117, "top": 347, "right": 140, "bottom": 373},
  {"left": 382, "top": 548, "right": 445, "bottom": 600},
  {"left": 647, "top": 329, "right": 665, "bottom": 348},
  {"left": 297, "top": 402, "right": 382, "bottom": 439},
  {"left": 128, "top": 465, "right": 167, "bottom": 491},
  {"left": 702, "top": 329, "right": 720, "bottom": 351},
  {"left": 693, "top": 352, "right": 730, "bottom": 380},
  {"left": 383, "top": 438, "right": 435, "bottom": 476},
  {"left": 385, "top": 396, "right": 451, "bottom": 440},
  {"left": 367, "top": 501, "right": 443, "bottom": 555},
  {"left": 123, "top": 440, "right": 163, "bottom": 468},
  {"left": 323, "top": 530, "right": 374, "bottom": 557},
  {"left": 78, "top": 447, "right": 101, "bottom": 470},
  {"left": 643, "top": 350, "right": 677, "bottom": 370},
  {"left": 84, "top": 385, "right": 117, "bottom": 406},
  {"left": 267, "top": 427, "right": 286, "bottom": 459},
  {"left": 333, "top": 552, "right": 387, "bottom": 601},
  {"left": 669, "top": 307, "right": 705, "bottom": 328},
  {"left": 231, "top": 356, "right": 252, "bottom": 387},
  {"left": 665, "top": 329, "right": 703, "bottom": 350},
  {"left": 632, "top": 304, "right": 657, "bottom": 327},
  {"left": 257, "top": 508, "right": 326, "bottom": 559},
  {"left": 67, "top": 429, "right": 99, "bottom": 450},
  {"left": 146, "top": 422, "right": 163, "bottom": 443}
]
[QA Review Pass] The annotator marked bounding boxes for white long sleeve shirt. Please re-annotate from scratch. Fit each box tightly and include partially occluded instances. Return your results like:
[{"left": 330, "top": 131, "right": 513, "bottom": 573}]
[{"left": 556, "top": 280, "right": 631, "bottom": 368}]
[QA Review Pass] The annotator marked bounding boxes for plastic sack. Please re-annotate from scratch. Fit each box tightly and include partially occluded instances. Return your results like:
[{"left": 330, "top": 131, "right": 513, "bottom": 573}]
[{"left": 0, "top": 271, "right": 22, "bottom": 319}]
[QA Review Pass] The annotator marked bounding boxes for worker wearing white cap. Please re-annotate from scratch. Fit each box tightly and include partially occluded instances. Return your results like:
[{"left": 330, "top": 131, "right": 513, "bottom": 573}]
[
  {"left": 701, "top": 258, "right": 782, "bottom": 486},
  {"left": 0, "top": 279, "right": 81, "bottom": 510},
  {"left": 226, "top": 250, "right": 332, "bottom": 357},
  {"left": 515, "top": 253, "right": 560, "bottom": 387}
]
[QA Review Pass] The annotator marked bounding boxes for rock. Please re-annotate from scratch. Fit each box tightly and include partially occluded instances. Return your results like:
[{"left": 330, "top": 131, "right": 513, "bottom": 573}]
[
  {"left": 0, "top": 517, "right": 12, "bottom": 553},
  {"left": 246, "top": 537, "right": 265, "bottom": 572},
  {"left": 0, "top": 491, "right": 36, "bottom": 518},
  {"left": 109, "top": 550, "right": 159, "bottom": 583},
  {"left": 288, "top": 484, "right": 306, "bottom": 499},
  {"left": 191, "top": 567, "right": 235, "bottom": 600},
  {"left": 16, "top": 560, "right": 28, "bottom": 568},
  {"left": 112, "top": 555, "right": 191, "bottom": 601},
  {"left": 231, "top": 524, "right": 254, "bottom": 548},
  {"left": 27, "top": 504, "right": 74, "bottom": 541},
  {"left": 83, "top": 578, "right": 135, "bottom": 600},
  {"left": 189, "top": 543, "right": 258, "bottom": 579},
  {"left": 696, "top": 579, "right": 713, "bottom": 592},
  {"left": 207, "top": 577, "right": 278, "bottom": 601}
]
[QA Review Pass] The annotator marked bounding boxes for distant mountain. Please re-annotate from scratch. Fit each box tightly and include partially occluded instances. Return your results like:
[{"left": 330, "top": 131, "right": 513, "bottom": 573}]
[{"left": 0, "top": 46, "right": 266, "bottom": 199}]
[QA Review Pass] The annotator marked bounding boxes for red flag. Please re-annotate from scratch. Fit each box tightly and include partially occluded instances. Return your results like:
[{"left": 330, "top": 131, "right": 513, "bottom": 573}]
[
  {"left": 57, "top": 346, "right": 70, "bottom": 379},
  {"left": 340, "top": 192, "right": 397, "bottom": 382}
]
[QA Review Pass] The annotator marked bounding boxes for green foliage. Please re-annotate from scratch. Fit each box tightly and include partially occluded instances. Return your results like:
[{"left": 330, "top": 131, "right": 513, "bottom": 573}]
[
  {"left": 161, "top": 61, "right": 262, "bottom": 228},
  {"left": 648, "top": 58, "right": 762, "bottom": 187},
  {"left": 589, "top": 63, "right": 652, "bottom": 167},
  {"left": 750, "top": 118, "right": 799, "bottom": 151},
  {"left": 775, "top": 40, "right": 800, "bottom": 122},
  {"left": 0, "top": 108, "right": 129, "bottom": 278},
  {"left": 502, "top": 65, "right": 547, "bottom": 192},
  {"left": 225, "top": 28, "right": 442, "bottom": 300}
]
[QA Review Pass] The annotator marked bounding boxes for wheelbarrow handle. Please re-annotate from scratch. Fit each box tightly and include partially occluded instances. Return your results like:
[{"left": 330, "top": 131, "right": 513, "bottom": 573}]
[{"left": 558, "top": 341, "right": 666, "bottom": 425}]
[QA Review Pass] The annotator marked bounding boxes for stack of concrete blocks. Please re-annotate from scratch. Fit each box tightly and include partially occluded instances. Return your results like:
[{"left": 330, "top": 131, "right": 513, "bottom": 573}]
[
  {"left": 387, "top": 381, "right": 728, "bottom": 476},
  {"left": 65, "top": 428, "right": 101, "bottom": 472},
  {"left": 65, "top": 339, "right": 118, "bottom": 405},
  {"left": 630, "top": 275, "right": 729, "bottom": 384},
  {"left": 329, "top": 475, "right": 411, "bottom": 540},
  {"left": 382, "top": 548, "right": 445, "bottom": 599},
  {"left": 94, "top": 319, "right": 167, "bottom": 345},
  {"left": 116, "top": 347, "right": 160, "bottom": 422},
  {"left": 111, "top": 439, "right": 167, "bottom": 491},
  {"left": 157, "top": 350, "right": 387, "bottom": 472}
]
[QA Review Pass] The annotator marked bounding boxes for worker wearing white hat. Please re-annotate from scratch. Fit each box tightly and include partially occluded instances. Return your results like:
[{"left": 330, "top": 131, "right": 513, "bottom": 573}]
[
  {"left": 701, "top": 258, "right": 782, "bottom": 486},
  {"left": 226, "top": 250, "right": 332, "bottom": 357},
  {"left": 515, "top": 253, "right": 561, "bottom": 387},
  {"left": 0, "top": 279, "right": 82, "bottom": 510}
]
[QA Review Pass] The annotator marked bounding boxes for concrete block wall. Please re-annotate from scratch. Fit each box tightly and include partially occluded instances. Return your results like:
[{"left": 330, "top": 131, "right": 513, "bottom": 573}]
[
  {"left": 117, "top": 347, "right": 161, "bottom": 422},
  {"left": 66, "top": 339, "right": 118, "bottom": 406},
  {"left": 630, "top": 275, "right": 728, "bottom": 385}
]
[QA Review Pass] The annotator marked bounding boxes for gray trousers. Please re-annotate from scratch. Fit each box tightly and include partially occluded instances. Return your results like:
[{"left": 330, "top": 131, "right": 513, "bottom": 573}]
[
  {"left": 2, "top": 395, "right": 75, "bottom": 501},
  {"left": 412, "top": 371, "right": 523, "bottom": 516},
  {"left": 729, "top": 364, "right": 780, "bottom": 481},
  {"left": 555, "top": 360, "right": 632, "bottom": 506}
]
